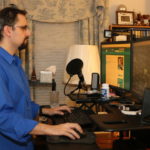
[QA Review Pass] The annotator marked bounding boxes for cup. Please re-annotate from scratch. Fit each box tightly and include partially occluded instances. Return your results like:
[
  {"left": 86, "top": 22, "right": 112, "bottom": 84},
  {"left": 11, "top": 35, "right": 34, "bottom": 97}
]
[{"left": 50, "top": 91, "right": 59, "bottom": 107}]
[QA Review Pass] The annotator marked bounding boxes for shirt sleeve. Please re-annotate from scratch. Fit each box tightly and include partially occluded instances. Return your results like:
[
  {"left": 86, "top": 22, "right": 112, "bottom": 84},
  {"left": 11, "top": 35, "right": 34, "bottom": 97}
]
[
  {"left": 0, "top": 76, "right": 39, "bottom": 143},
  {"left": 30, "top": 101, "right": 40, "bottom": 118}
]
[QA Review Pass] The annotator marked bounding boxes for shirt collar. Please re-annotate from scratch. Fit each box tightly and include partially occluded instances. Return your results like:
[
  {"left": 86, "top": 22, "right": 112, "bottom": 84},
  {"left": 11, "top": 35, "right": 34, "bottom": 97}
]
[{"left": 0, "top": 47, "right": 22, "bottom": 65}]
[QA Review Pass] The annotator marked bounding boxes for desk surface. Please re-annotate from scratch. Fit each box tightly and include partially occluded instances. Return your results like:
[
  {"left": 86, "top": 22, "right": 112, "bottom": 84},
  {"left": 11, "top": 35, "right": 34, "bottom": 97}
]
[
  {"left": 34, "top": 136, "right": 100, "bottom": 150},
  {"left": 47, "top": 143, "right": 100, "bottom": 150},
  {"left": 68, "top": 93, "right": 119, "bottom": 103},
  {"left": 91, "top": 105, "right": 150, "bottom": 132}
]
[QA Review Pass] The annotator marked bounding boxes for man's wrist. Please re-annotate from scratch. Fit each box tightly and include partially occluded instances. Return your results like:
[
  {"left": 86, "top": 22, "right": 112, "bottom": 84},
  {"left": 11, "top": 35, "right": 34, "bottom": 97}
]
[{"left": 39, "top": 105, "right": 51, "bottom": 115}]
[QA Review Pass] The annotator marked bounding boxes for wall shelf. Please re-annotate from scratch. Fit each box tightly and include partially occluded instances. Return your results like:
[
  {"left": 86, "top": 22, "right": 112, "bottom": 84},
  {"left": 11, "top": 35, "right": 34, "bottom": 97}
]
[
  {"left": 109, "top": 24, "right": 150, "bottom": 42},
  {"left": 29, "top": 80, "right": 51, "bottom": 86}
]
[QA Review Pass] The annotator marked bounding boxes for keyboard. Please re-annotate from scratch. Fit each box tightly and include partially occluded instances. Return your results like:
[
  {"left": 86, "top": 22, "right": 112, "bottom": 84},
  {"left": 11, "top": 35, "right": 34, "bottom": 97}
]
[
  {"left": 50, "top": 107, "right": 94, "bottom": 127},
  {"left": 142, "top": 115, "right": 150, "bottom": 124}
]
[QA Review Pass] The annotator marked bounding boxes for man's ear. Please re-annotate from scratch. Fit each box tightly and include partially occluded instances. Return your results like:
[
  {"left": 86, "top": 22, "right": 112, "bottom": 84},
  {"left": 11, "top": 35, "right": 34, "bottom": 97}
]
[{"left": 3, "top": 25, "right": 13, "bottom": 37}]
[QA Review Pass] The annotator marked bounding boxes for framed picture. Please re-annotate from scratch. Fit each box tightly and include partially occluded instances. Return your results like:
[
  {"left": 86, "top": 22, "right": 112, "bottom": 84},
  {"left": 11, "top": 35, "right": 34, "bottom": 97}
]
[{"left": 116, "top": 11, "right": 134, "bottom": 25}]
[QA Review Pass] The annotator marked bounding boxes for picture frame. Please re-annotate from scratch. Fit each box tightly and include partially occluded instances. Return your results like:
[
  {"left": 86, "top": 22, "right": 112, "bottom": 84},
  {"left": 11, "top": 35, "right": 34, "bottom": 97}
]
[{"left": 116, "top": 11, "right": 134, "bottom": 25}]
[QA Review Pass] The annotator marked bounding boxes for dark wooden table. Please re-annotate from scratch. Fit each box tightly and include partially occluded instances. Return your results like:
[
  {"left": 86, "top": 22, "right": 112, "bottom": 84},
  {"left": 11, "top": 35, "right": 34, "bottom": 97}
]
[{"left": 34, "top": 135, "right": 100, "bottom": 150}]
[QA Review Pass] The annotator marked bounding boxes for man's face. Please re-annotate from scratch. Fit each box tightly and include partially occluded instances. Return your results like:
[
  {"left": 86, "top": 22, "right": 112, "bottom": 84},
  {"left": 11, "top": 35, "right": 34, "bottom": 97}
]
[{"left": 10, "top": 14, "right": 31, "bottom": 50}]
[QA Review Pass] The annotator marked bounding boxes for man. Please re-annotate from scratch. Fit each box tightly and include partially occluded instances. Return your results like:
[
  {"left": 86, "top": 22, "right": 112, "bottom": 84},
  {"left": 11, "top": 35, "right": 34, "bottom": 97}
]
[{"left": 0, "top": 6, "right": 83, "bottom": 150}]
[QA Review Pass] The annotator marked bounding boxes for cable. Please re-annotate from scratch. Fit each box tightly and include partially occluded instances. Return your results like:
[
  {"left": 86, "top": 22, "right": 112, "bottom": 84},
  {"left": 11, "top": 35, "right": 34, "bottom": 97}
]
[{"left": 64, "top": 76, "right": 72, "bottom": 96}]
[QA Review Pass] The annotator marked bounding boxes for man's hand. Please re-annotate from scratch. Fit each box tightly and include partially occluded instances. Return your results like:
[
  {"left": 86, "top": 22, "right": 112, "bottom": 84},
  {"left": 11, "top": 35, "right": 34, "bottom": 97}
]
[
  {"left": 42, "top": 105, "right": 72, "bottom": 116},
  {"left": 47, "top": 123, "right": 83, "bottom": 139},
  {"left": 30, "top": 122, "right": 83, "bottom": 140}
]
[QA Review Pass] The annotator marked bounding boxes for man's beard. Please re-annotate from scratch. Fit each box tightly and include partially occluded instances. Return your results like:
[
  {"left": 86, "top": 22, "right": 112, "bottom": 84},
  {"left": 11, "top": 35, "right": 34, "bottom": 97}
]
[{"left": 18, "top": 37, "right": 29, "bottom": 51}]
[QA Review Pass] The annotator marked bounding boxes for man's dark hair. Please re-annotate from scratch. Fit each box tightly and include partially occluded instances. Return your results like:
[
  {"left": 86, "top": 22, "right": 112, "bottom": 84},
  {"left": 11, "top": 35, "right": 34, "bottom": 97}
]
[{"left": 0, "top": 6, "right": 27, "bottom": 40}]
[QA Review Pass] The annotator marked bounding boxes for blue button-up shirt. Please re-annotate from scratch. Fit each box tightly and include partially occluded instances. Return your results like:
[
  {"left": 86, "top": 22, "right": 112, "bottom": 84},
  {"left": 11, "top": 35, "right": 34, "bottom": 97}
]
[{"left": 0, "top": 47, "right": 40, "bottom": 150}]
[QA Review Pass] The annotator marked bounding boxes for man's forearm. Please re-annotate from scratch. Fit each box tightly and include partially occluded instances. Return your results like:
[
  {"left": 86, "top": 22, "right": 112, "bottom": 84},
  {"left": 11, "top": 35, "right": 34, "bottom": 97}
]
[{"left": 29, "top": 123, "right": 52, "bottom": 135}]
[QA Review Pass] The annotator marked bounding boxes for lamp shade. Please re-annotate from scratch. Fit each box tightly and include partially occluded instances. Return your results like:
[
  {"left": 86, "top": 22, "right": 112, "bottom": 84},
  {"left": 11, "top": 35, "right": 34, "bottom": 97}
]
[{"left": 64, "top": 44, "right": 100, "bottom": 85}]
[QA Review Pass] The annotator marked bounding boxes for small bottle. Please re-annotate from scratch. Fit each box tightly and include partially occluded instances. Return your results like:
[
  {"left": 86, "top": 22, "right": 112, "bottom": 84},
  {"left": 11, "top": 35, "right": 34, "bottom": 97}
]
[
  {"left": 101, "top": 83, "right": 109, "bottom": 99},
  {"left": 31, "top": 67, "right": 37, "bottom": 81},
  {"left": 52, "top": 78, "right": 56, "bottom": 91},
  {"left": 50, "top": 78, "right": 59, "bottom": 107}
]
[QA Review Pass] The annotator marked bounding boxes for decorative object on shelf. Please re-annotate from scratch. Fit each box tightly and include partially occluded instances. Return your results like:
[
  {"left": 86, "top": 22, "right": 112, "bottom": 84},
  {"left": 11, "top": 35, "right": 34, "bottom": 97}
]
[
  {"left": 40, "top": 71, "right": 52, "bottom": 83},
  {"left": 104, "top": 30, "right": 112, "bottom": 38},
  {"left": 31, "top": 67, "right": 37, "bottom": 81},
  {"left": 117, "top": 4, "right": 127, "bottom": 11},
  {"left": 135, "top": 13, "right": 143, "bottom": 26},
  {"left": 114, "top": 35, "right": 127, "bottom": 42},
  {"left": 116, "top": 11, "right": 134, "bottom": 25},
  {"left": 143, "top": 14, "right": 150, "bottom": 26},
  {"left": 39, "top": 65, "right": 56, "bottom": 83},
  {"left": 134, "top": 12, "right": 150, "bottom": 26}
]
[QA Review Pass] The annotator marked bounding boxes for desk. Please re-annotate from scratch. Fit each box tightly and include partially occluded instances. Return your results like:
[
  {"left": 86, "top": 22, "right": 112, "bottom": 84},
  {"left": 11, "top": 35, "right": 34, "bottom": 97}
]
[
  {"left": 90, "top": 104, "right": 150, "bottom": 132},
  {"left": 68, "top": 94, "right": 119, "bottom": 113},
  {"left": 47, "top": 143, "right": 100, "bottom": 150},
  {"left": 34, "top": 136, "right": 100, "bottom": 150},
  {"left": 90, "top": 104, "right": 150, "bottom": 150}
]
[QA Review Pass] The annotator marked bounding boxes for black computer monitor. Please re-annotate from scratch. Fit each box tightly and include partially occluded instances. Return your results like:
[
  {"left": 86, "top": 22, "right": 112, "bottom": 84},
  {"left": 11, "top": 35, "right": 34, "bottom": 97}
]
[
  {"left": 101, "top": 41, "right": 150, "bottom": 102},
  {"left": 131, "top": 41, "right": 150, "bottom": 102},
  {"left": 101, "top": 42, "right": 131, "bottom": 91}
]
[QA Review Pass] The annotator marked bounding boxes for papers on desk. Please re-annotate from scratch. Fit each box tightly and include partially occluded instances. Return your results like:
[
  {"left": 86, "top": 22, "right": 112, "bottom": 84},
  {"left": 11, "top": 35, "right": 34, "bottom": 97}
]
[
  {"left": 98, "top": 112, "right": 108, "bottom": 115},
  {"left": 121, "top": 109, "right": 141, "bottom": 115}
]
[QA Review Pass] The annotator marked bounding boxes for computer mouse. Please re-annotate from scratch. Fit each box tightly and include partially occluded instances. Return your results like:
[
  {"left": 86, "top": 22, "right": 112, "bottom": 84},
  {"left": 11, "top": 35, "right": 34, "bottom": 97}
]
[
  {"left": 55, "top": 130, "right": 85, "bottom": 142},
  {"left": 46, "top": 130, "right": 96, "bottom": 144},
  {"left": 74, "top": 129, "right": 86, "bottom": 138}
]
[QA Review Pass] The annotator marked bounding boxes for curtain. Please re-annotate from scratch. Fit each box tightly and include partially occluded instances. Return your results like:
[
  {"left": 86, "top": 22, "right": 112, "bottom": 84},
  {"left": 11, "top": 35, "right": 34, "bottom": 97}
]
[
  {"left": 5, "top": 0, "right": 104, "bottom": 22},
  {"left": 3, "top": 0, "right": 109, "bottom": 76}
]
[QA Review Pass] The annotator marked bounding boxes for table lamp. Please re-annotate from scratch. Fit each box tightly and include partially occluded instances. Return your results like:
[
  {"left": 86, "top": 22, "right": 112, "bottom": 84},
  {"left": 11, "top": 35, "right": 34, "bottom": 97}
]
[{"left": 64, "top": 44, "right": 100, "bottom": 90}]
